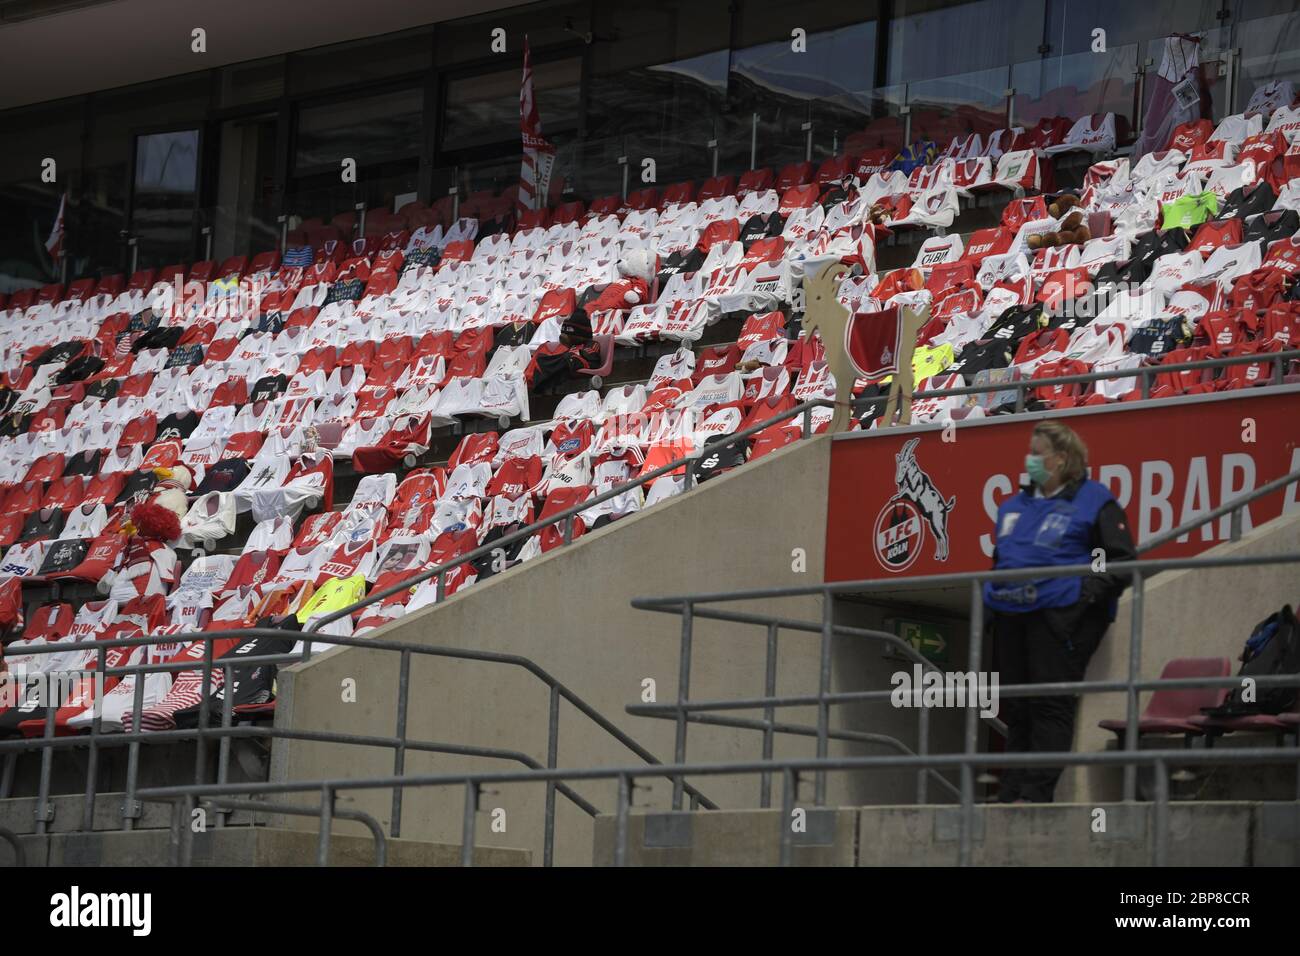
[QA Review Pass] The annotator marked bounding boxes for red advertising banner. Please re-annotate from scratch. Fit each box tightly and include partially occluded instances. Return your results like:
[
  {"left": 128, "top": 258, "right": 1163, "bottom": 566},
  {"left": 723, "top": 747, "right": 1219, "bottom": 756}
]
[{"left": 826, "top": 389, "right": 1300, "bottom": 582}]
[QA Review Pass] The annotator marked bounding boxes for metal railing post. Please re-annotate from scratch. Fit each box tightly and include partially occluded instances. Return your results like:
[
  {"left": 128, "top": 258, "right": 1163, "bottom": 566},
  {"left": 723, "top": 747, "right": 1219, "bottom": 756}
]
[
  {"left": 1152, "top": 757, "right": 1169, "bottom": 867},
  {"left": 194, "top": 636, "right": 214, "bottom": 786},
  {"left": 391, "top": 649, "right": 411, "bottom": 838},
  {"left": 761, "top": 623, "right": 779, "bottom": 808},
  {"left": 277, "top": 214, "right": 288, "bottom": 253},
  {"left": 672, "top": 602, "right": 694, "bottom": 810},
  {"left": 354, "top": 201, "right": 367, "bottom": 241},
  {"left": 750, "top": 113, "right": 758, "bottom": 170},
  {"left": 916, "top": 705, "right": 931, "bottom": 804},
  {"left": 779, "top": 767, "right": 796, "bottom": 867},
  {"left": 82, "top": 647, "right": 107, "bottom": 831},
  {"left": 614, "top": 773, "right": 631, "bottom": 867},
  {"left": 461, "top": 780, "right": 478, "bottom": 867},
  {"left": 814, "top": 594, "right": 834, "bottom": 805},
  {"left": 216, "top": 662, "right": 233, "bottom": 827},
  {"left": 1122, "top": 571, "right": 1145, "bottom": 802},
  {"left": 122, "top": 670, "right": 146, "bottom": 830},
  {"left": 317, "top": 785, "right": 333, "bottom": 867},
  {"left": 544, "top": 685, "right": 560, "bottom": 867},
  {"left": 959, "top": 579, "right": 984, "bottom": 866},
  {"left": 34, "top": 702, "right": 56, "bottom": 836}
]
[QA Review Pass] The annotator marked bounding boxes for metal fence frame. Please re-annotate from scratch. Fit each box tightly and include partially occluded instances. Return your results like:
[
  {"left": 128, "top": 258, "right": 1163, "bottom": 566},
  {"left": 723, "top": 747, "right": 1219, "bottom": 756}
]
[
  {"left": 622, "top": 468, "right": 1300, "bottom": 846},
  {"left": 0, "top": 628, "right": 716, "bottom": 866},
  {"left": 0, "top": 366, "right": 1295, "bottom": 867}
]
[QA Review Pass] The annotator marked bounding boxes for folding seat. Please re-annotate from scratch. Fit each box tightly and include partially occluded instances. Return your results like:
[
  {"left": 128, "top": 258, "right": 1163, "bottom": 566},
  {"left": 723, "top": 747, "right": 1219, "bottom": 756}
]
[
  {"left": 625, "top": 187, "right": 661, "bottom": 212},
  {"left": 63, "top": 278, "right": 96, "bottom": 303},
  {"left": 696, "top": 175, "right": 736, "bottom": 202},
  {"left": 1099, "top": 658, "right": 1232, "bottom": 742},
  {"left": 516, "top": 207, "right": 551, "bottom": 231},
  {"left": 736, "top": 167, "right": 775, "bottom": 198},
  {"left": 816, "top": 154, "right": 854, "bottom": 189},
  {"left": 661, "top": 181, "right": 696, "bottom": 207},
  {"left": 24, "top": 451, "right": 65, "bottom": 484},
  {"left": 583, "top": 195, "right": 619, "bottom": 218},
  {"left": 37, "top": 283, "right": 64, "bottom": 304},
  {"left": 8, "top": 287, "right": 36, "bottom": 311},
  {"left": 352, "top": 413, "right": 433, "bottom": 474},
  {"left": 532, "top": 485, "right": 594, "bottom": 553},
  {"left": 775, "top": 161, "right": 814, "bottom": 192}
]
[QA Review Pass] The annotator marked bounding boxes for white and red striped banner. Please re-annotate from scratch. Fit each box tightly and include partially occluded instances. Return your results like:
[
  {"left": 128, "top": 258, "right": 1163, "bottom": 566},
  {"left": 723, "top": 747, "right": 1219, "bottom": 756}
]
[{"left": 518, "top": 37, "right": 556, "bottom": 216}]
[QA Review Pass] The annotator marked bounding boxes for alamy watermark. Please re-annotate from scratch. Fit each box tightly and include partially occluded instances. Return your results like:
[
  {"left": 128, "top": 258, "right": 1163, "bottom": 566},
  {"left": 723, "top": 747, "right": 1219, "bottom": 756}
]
[{"left": 890, "top": 664, "right": 1000, "bottom": 718}]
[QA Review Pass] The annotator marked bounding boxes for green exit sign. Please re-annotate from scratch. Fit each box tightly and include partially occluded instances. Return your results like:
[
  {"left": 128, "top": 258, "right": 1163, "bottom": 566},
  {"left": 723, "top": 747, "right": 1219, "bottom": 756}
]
[{"left": 894, "top": 618, "right": 950, "bottom": 665}]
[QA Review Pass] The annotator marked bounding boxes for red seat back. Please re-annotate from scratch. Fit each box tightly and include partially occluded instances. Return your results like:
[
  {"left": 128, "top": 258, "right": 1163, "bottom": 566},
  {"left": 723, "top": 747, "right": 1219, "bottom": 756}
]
[
  {"left": 661, "top": 181, "right": 696, "bottom": 206},
  {"left": 1145, "top": 657, "right": 1233, "bottom": 719},
  {"left": 697, "top": 175, "right": 736, "bottom": 201},
  {"left": 552, "top": 201, "right": 586, "bottom": 225},
  {"left": 776, "top": 161, "right": 814, "bottom": 191},
  {"left": 736, "top": 168, "right": 774, "bottom": 196},
  {"left": 625, "top": 187, "right": 661, "bottom": 211}
]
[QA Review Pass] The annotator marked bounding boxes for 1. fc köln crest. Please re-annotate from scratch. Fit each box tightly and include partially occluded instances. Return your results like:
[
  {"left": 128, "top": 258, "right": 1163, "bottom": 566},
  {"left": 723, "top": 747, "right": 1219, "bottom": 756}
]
[{"left": 872, "top": 438, "right": 956, "bottom": 572}]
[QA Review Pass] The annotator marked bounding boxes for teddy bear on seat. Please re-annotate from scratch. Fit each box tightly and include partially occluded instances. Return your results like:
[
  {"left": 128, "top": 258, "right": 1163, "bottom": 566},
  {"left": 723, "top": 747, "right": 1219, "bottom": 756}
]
[{"left": 1026, "top": 193, "right": 1091, "bottom": 251}]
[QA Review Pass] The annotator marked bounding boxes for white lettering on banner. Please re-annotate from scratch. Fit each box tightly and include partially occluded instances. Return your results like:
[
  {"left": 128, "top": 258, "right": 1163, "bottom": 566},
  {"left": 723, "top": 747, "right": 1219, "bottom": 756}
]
[
  {"left": 980, "top": 452, "right": 1269, "bottom": 556},
  {"left": 1286, "top": 449, "right": 1300, "bottom": 515},
  {"left": 981, "top": 472, "right": 1015, "bottom": 557},
  {"left": 1220, "top": 454, "right": 1256, "bottom": 538},
  {"left": 1179, "top": 457, "right": 1215, "bottom": 544},
  {"left": 1139, "top": 460, "right": 1175, "bottom": 541}
]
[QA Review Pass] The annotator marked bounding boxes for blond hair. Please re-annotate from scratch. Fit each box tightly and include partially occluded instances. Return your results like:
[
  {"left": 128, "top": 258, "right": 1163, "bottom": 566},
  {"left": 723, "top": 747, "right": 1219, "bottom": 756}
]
[{"left": 1032, "top": 420, "right": 1088, "bottom": 484}]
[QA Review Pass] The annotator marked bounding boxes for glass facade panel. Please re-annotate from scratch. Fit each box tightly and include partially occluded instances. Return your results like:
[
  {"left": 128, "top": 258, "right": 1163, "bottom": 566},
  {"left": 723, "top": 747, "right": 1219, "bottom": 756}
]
[
  {"left": 290, "top": 29, "right": 432, "bottom": 94},
  {"left": 888, "top": 0, "right": 1045, "bottom": 84},
  {"left": 442, "top": 58, "right": 581, "bottom": 153},
  {"left": 295, "top": 87, "right": 423, "bottom": 172},
  {"left": 0, "top": 100, "right": 83, "bottom": 292},
  {"left": 7, "top": 0, "right": 1300, "bottom": 277},
  {"left": 131, "top": 129, "right": 201, "bottom": 270}
]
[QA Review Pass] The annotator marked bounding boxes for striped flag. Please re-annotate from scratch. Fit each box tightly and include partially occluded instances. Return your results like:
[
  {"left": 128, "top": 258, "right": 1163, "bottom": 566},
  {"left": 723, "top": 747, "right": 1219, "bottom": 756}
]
[
  {"left": 518, "top": 37, "right": 556, "bottom": 217},
  {"left": 45, "top": 192, "right": 66, "bottom": 263}
]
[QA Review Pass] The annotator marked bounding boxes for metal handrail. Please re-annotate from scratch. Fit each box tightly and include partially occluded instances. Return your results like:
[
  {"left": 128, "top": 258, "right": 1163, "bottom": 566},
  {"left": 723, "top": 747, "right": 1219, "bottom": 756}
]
[
  {"left": 0, "top": 625, "right": 713, "bottom": 864},
  {"left": 132, "top": 743, "right": 1300, "bottom": 868},
  {"left": 303, "top": 353, "right": 1299, "bottom": 635},
  {"left": 301, "top": 396, "right": 842, "bottom": 633},
  {"left": 624, "top": 468, "right": 1300, "bottom": 841}
]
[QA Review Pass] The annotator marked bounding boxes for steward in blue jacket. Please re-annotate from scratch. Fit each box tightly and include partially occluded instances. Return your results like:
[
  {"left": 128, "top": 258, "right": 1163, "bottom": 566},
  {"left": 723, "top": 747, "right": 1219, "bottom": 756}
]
[{"left": 985, "top": 421, "right": 1136, "bottom": 803}]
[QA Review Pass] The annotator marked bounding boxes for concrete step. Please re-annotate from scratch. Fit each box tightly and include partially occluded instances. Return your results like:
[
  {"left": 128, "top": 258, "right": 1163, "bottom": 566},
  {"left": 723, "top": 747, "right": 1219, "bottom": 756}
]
[
  {"left": 8, "top": 826, "right": 531, "bottom": 867},
  {"left": 592, "top": 802, "right": 1300, "bottom": 866}
]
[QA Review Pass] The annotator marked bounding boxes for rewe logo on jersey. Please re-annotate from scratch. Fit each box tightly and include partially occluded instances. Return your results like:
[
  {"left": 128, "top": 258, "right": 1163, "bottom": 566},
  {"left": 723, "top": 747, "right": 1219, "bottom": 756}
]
[
  {"left": 50, "top": 886, "right": 151, "bottom": 936},
  {"left": 872, "top": 438, "right": 956, "bottom": 572}
]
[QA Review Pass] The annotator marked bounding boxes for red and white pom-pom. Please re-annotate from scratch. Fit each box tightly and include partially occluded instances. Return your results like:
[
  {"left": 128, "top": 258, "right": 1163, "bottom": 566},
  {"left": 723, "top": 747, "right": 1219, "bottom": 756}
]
[{"left": 131, "top": 502, "right": 181, "bottom": 542}]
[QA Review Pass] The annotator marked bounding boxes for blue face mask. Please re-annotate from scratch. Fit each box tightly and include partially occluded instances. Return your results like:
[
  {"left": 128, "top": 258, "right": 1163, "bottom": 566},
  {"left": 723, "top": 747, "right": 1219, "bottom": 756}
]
[{"left": 1025, "top": 454, "right": 1051, "bottom": 486}]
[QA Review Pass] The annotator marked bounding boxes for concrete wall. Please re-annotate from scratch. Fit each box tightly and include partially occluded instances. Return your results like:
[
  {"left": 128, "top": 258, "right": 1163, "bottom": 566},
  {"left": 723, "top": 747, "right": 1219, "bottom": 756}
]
[
  {"left": 272, "top": 436, "right": 859, "bottom": 865},
  {"left": 592, "top": 802, "right": 1300, "bottom": 866},
  {"left": 1062, "top": 513, "right": 1300, "bottom": 804}
]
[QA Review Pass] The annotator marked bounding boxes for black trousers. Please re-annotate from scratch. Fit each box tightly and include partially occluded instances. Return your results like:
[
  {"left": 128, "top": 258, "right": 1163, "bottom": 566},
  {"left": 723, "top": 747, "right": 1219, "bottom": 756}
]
[{"left": 994, "top": 602, "right": 1111, "bottom": 803}]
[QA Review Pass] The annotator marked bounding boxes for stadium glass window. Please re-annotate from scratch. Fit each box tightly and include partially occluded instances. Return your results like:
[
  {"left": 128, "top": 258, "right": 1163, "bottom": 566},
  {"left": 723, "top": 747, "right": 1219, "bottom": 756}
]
[
  {"left": 441, "top": 57, "right": 582, "bottom": 155},
  {"left": 82, "top": 76, "right": 210, "bottom": 275},
  {"left": 886, "top": 0, "right": 1045, "bottom": 86},
  {"left": 294, "top": 87, "right": 424, "bottom": 173},
  {"left": 218, "top": 56, "right": 286, "bottom": 108},
  {"left": 130, "top": 129, "right": 202, "bottom": 270},
  {"left": 289, "top": 29, "right": 433, "bottom": 95},
  {"left": 0, "top": 100, "right": 83, "bottom": 292},
  {"left": 434, "top": 0, "right": 589, "bottom": 67},
  {"left": 586, "top": 0, "right": 732, "bottom": 183},
  {"left": 1236, "top": 0, "right": 1300, "bottom": 113},
  {"left": 730, "top": 18, "right": 879, "bottom": 168}
]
